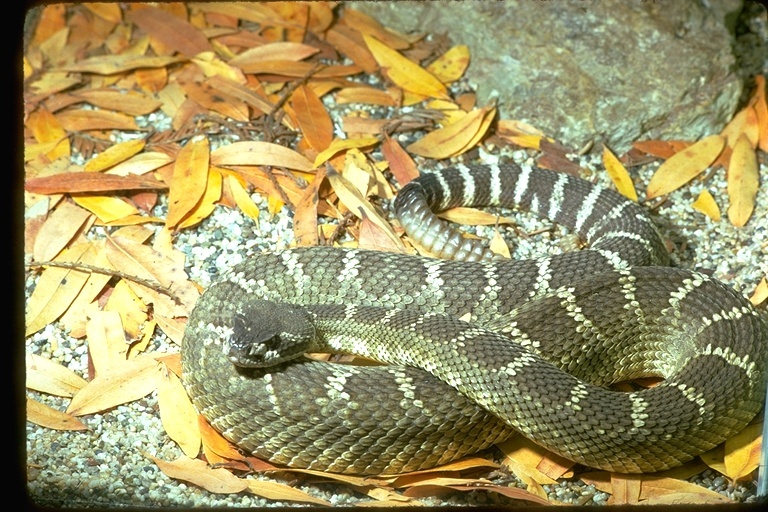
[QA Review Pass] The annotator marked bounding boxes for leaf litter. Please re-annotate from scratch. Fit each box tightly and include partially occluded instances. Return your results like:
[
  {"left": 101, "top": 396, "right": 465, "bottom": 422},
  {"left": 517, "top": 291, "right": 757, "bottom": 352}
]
[{"left": 24, "top": 2, "right": 767, "bottom": 506}]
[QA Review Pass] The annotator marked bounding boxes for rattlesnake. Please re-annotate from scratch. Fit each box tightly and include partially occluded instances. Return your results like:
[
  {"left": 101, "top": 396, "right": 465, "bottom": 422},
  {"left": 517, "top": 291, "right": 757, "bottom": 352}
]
[{"left": 181, "top": 163, "right": 767, "bottom": 475}]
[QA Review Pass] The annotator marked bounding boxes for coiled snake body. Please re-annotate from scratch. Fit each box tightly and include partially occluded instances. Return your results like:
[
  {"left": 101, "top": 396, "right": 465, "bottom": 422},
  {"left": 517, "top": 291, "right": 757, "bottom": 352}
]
[{"left": 182, "top": 164, "right": 767, "bottom": 475}]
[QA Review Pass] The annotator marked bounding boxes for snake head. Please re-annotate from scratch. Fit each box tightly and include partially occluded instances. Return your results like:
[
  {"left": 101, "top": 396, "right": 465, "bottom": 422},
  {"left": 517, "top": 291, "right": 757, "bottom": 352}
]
[{"left": 222, "top": 299, "right": 315, "bottom": 368}]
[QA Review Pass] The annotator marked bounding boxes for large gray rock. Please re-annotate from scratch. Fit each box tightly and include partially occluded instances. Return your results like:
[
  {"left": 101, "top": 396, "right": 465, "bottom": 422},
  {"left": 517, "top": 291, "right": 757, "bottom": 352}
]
[{"left": 352, "top": 0, "right": 745, "bottom": 152}]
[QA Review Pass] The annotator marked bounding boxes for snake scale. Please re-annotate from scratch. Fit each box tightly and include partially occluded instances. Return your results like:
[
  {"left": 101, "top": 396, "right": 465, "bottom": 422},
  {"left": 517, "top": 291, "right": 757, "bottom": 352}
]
[{"left": 182, "top": 163, "right": 768, "bottom": 475}]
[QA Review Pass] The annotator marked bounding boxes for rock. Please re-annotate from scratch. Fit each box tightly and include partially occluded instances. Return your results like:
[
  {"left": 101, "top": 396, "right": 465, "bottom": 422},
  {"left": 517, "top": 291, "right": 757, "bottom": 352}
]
[{"left": 352, "top": 0, "right": 745, "bottom": 152}]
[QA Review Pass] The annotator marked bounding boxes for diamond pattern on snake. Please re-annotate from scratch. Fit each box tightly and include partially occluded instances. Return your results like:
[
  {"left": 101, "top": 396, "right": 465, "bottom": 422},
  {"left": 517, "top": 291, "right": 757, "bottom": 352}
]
[{"left": 182, "top": 163, "right": 768, "bottom": 475}]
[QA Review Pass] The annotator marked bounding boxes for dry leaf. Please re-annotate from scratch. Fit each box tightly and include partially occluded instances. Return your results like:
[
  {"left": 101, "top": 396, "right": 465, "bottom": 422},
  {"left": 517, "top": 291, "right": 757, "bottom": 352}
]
[
  {"left": 381, "top": 135, "right": 419, "bottom": 186},
  {"left": 27, "top": 398, "right": 88, "bottom": 431},
  {"left": 293, "top": 167, "right": 325, "bottom": 247},
  {"left": 245, "top": 479, "right": 331, "bottom": 505},
  {"left": 85, "top": 310, "right": 127, "bottom": 375},
  {"left": 335, "top": 86, "right": 398, "bottom": 107},
  {"left": 212, "top": 141, "right": 314, "bottom": 171},
  {"left": 639, "top": 476, "right": 732, "bottom": 504},
  {"left": 73, "top": 195, "right": 138, "bottom": 223},
  {"left": 426, "top": 45, "right": 470, "bottom": 84},
  {"left": 26, "top": 353, "right": 88, "bottom": 397},
  {"left": 751, "top": 277, "right": 768, "bottom": 306},
  {"left": 25, "top": 243, "right": 96, "bottom": 336},
  {"left": 106, "top": 152, "right": 174, "bottom": 177},
  {"left": 66, "top": 355, "right": 159, "bottom": 416},
  {"left": 723, "top": 422, "right": 762, "bottom": 482},
  {"left": 177, "top": 167, "right": 223, "bottom": 229},
  {"left": 691, "top": 189, "right": 721, "bottom": 222},
  {"left": 327, "top": 167, "right": 404, "bottom": 251},
  {"left": 60, "top": 54, "right": 183, "bottom": 74},
  {"left": 32, "top": 201, "right": 92, "bottom": 262},
  {"left": 291, "top": 84, "right": 334, "bottom": 152},
  {"left": 25, "top": 172, "right": 168, "bottom": 194},
  {"left": 750, "top": 75, "right": 768, "bottom": 152},
  {"left": 166, "top": 134, "right": 210, "bottom": 229},
  {"left": 362, "top": 34, "right": 449, "bottom": 100},
  {"left": 726, "top": 134, "right": 759, "bottom": 227},
  {"left": 602, "top": 145, "right": 638, "bottom": 201},
  {"left": 608, "top": 474, "right": 642, "bottom": 505},
  {"left": 83, "top": 138, "right": 146, "bottom": 172},
  {"left": 407, "top": 107, "right": 495, "bottom": 158},
  {"left": 157, "top": 363, "right": 201, "bottom": 458},
  {"left": 646, "top": 135, "right": 725, "bottom": 199},
  {"left": 313, "top": 137, "right": 379, "bottom": 168},
  {"left": 632, "top": 139, "right": 691, "bottom": 160},
  {"left": 75, "top": 89, "right": 161, "bottom": 116},
  {"left": 126, "top": 5, "right": 213, "bottom": 57},
  {"left": 55, "top": 109, "right": 139, "bottom": 131},
  {"left": 147, "top": 454, "right": 249, "bottom": 494},
  {"left": 229, "top": 41, "right": 319, "bottom": 67},
  {"left": 26, "top": 107, "right": 70, "bottom": 160},
  {"left": 227, "top": 175, "right": 260, "bottom": 225},
  {"left": 105, "top": 279, "right": 148, "bottom": 341},
  {"left": 721, "top": 106, "right": 760, "bottom": 148}
]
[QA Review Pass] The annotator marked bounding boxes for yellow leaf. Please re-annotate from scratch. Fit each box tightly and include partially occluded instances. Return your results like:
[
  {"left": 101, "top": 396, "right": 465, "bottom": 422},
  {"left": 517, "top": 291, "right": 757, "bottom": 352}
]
[
  {"left": 407, "top": 107, "right": 495, "bottom": 158},
  {"left": 228, "top": 175, "right": 260, "bottom": 225},
  {"left": 191, "top": 51, "right": 246, "bottom": 84},
  {"left": 726, "top": 134, "right": 759, "bottom": 227},
  {"left": 84, "top": 139, "right": 146, "bottom": 172},
  {"left": 721, "top": 105, "right": 760, "bottom": 148},
  {"left": 33, "top": 201, "right": 93, "bottom": 262},
  {"left": 178, "top": 167, "right": 223, "bottom": 229},
  {"left": 639, "top": 476, "right": 732, "bottom": 504},
  {"left": 327, "top": 167, "right": 405, "bottom": 251},
  {"left": 146, "top": 454, "right": 248, "bottom": 494},
  {"left": 691, "top": 189, "right": 721, "bottom": 221},
  {"left": 166, "top": 134, "right": 210, "bottom": 229},
  {"left": 66, "top": 355, "right": 159, "bottom": 416},
  {"left": 26, "top": 353, "right": 88, "bottom": 397},
  {"left": 245, "top": 479, "right": 331, "bottom": 505},
  {"left": 27, "top": 398, "right": 88, "bottom": 431},
  {"left": 211, "top": 141, "right": 314, "bottom": 171},
  {"left": 86, "top": 310, "right": 127, "bottom": 375},
  {"left": 106, "top": 152, "right": 173, "bottom": 176},
  {"left": 362, "top": 34, "right": 449, "bottom": 100},
  {"left": 646, "top": 135, "right": 725, "bottom": 199},
  {"left": 25, "top": 243, "right": 95, "bottom": 336},
  {"left": 427, "top": 45, "right": 470, "bottom": 84},
  {"left": 750, "top": 277, "right": 768, "bottom": 306},
  {"left": 105, "top": 279, "right": 148, "bottom": 341},
  {"left": 602, "top": 146, "right": 637, "bottom": 201},
  {"left": 157, "top": 363, "right": 201, "bottom": 458},
  {"left": 313, "top": 137, "right": 379, "bottom": 168},
  {"left": 489, "top": 228, "right": 510, "bottom": 259},
  {"left": 723, "top": 422, "right": 762, "bottom": 481},
  {"left": 73, "top": 195, "right": 138, "bottom": 223}
]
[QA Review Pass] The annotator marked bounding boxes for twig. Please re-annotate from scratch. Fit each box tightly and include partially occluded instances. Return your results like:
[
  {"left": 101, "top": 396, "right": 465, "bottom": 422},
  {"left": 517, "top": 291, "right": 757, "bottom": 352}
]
[{"left": 26, "top": 260, "right": 183, "bottom": 304}]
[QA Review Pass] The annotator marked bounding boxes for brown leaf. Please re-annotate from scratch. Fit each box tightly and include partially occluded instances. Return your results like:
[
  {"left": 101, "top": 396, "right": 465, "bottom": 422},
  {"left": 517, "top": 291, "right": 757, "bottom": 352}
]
[
  {"left": 381, "top": 135, "right": 419, "bottom": 186},
  {"left": 325, "top": 26, "right": 379, "bottom": 74},
  {"left": 25, "top": 243, "right": 96, "bottom": 336},
  {"left": 182, "top": 81, "right": 249, "bottom": 122},
  {"left": 631, "top": 139, "right": 691, "bottom": 160},
  {"left": 85, "top": 310, "right": 127, "bottom": 375},
  {"left": 750, "top": 75, "right": 768, "bottom": 152},
  {"left": 106, "top": 152, "right": 174, "bottom": 177},
  {"left": 293, "top": 167, "right": 325, "bottom": 247},
  {"left": 726, "top": 134, "right": 759, "bottom": 227},
  {"left": 166, "top": 134, "right": 210, "bottom": 229},
  {"left": 245, "top": 479, "right": 331, "bottom": 506},
  {"left": 66, "top": 355, "right": 159, "bottom": 416},
  {"left": 27, "top": 398, "right": 88, "bottom": 431},
  {"left": 105, "top": 236, "right": 200, "bottom": 312},
  {"left": 721, "top": 105, "right": 760, "bottom": 148},
  {"left": 55, "top": 109, "right": 139, "bottom": 131},
  {"left": 25, "top": 171, "right": 168, "bottom": 194},
  {"left": 147, "top": 454, "right": 249, "bottom": 494},
  {"left": 74, "top": 89, "right": 162, "bottom": 117},
  {"left": 126, "top": 5, "right": 213, "bottom": 57},
  {"left": 608, "top": 474, "right": 642, "bottom": 505},
  {"left": 313, "top": 137, "right": 379, "bottom": 168},
  {"left": 229, "top": 41, "right": 319, "bottom": 67},
  {"left": 26, "top": 353, "right": 88, "bottom": 397},
  {"left": 646, "top": 135, "right": 725, "bottom": 199},
  {"left": 236, "top": 60, "right": 362, "bottom": 78},
  {"left": 639, "top": 476, "right": 732, "bottom": 504},
  {"left": 335, "top": 86, "right": 399, "bottom": 107},
  {"left": 59, "top": 54, "right": 183, "bottom": 74},
  {"left": 32, "top": 201, "right": 93, "bottom": 262},
  {"left": 26, "top": 107, "right": 70, "bottom": 160},
  {"left": 212, "top": 141, "right": 314, "bottom": 171},
  {"left": 291, "top": 84, "right": 334, "bottom": 152}
]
